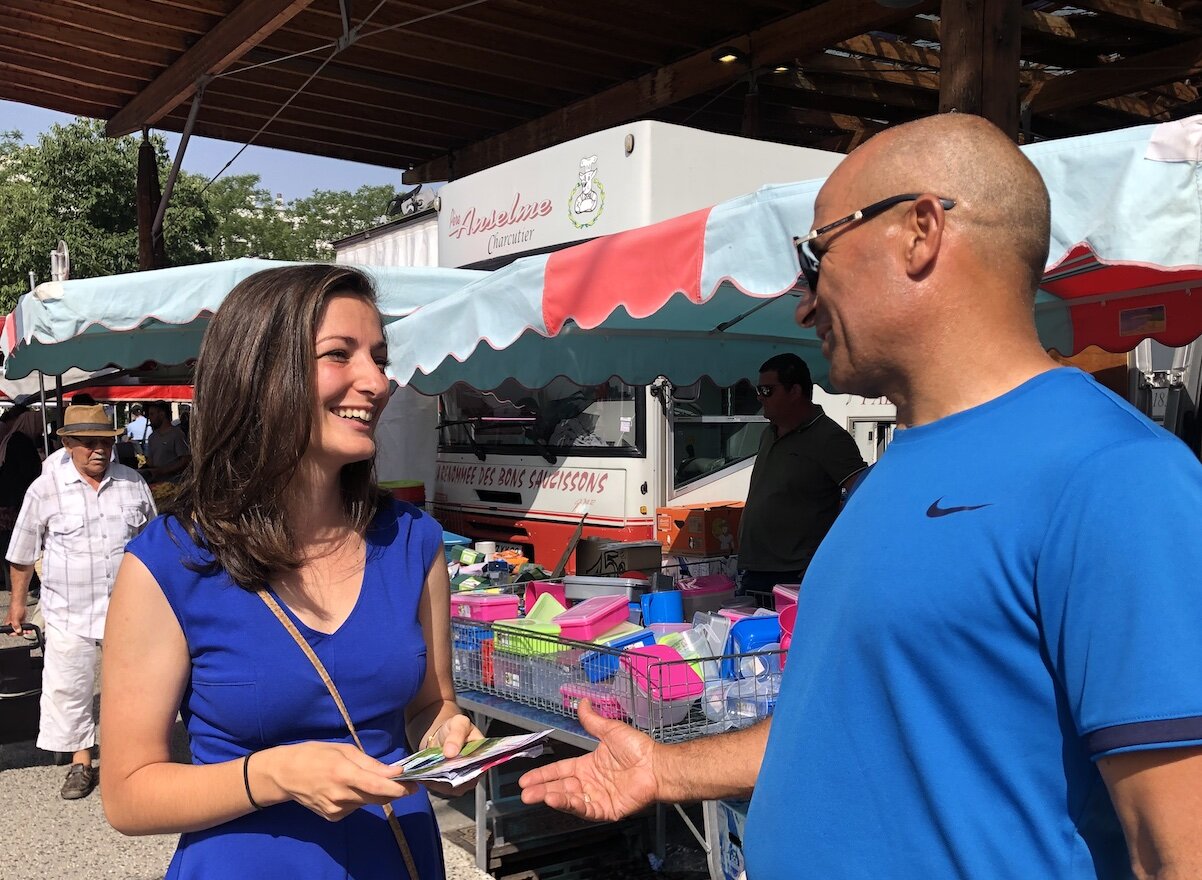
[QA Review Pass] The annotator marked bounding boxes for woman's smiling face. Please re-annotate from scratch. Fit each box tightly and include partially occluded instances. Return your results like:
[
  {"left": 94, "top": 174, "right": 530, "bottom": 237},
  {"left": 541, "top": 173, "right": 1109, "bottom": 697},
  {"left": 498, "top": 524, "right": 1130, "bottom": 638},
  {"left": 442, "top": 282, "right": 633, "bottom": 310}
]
[{"left": 304, "top": 293, "right": 391, "bottom": 472}]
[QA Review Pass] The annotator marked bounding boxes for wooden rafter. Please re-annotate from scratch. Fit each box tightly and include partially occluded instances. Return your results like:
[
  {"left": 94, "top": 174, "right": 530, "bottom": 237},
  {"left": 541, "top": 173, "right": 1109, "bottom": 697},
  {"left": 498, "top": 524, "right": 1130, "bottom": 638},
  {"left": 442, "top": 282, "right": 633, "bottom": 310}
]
[
  {"left": 0, "top": 11, "right": 178, "bottom": 66},
  {"left": 237, "top": 47, "right": 544, "bottom": 121},
  {"left": 402, "top": 0, "right": 938, "bottom": 182},
  {"left": 5, "top": 0, "right": 1202, "bottom": 180},
  {"left": 783, "top": 105, "right": 886, "bottom": 134},
  {"left": 106, "top": 0, "right": 316, "bottom": 136},
  {"left": 1025, "top": 34, "right": 1202, "bottom": 114},
  {"left": 801, "top": 54, "right": 940, "bottom": 91},
  {"left": 783, "top": 70, "right": 938, "bottom": 113},
  {"left": 833, "top": 34, "right": 941, "bottom": 69},
  {"left": 1021, "top": 7, "right": 1125, "bottom": 43},
  {"left": 1065, "top": 0, "right": 1198, "bottom": 35}
]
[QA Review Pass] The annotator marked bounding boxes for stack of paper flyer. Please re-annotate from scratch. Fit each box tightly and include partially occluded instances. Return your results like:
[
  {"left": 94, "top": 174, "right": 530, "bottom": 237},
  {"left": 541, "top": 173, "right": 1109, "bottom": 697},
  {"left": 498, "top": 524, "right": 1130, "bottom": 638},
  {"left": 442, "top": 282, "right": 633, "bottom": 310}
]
[{"left": 389, "top": 730, "right": 553, "bottom": 785}]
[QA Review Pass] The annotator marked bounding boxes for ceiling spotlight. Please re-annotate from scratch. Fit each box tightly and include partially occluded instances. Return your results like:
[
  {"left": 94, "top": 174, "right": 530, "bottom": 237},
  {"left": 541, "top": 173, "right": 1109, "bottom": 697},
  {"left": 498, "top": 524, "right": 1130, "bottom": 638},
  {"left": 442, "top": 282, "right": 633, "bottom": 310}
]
[
  {"left": 712, "top": 45, "right": 748, "bottom": 64},
  {"left": 773, "top": 65, "right": 790, "bottom": 73}
]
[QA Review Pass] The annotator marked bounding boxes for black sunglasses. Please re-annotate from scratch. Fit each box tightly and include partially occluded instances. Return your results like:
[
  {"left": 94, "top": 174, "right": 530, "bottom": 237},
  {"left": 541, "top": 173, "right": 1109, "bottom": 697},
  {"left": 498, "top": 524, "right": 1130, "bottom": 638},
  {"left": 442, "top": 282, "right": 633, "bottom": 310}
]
[
  {"left": 794, "top": 193, "right": 956, "bottom": 293},
  {"left": 755, "top": 383, "right": 784, "bottom": 398}
]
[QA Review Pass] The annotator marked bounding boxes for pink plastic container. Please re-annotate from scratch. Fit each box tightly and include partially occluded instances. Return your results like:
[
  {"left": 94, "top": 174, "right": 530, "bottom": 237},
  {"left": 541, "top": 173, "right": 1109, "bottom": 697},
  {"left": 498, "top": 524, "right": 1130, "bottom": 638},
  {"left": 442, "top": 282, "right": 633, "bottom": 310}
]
[
  {"left": 778, "top": 604, "right": 797, "bottom": 671},
  {"left": 772, "top": 584, "right": 799, "bottom": 613},
  {"left": 621, "top": 644, "right": 705, "bottom": 702},
  {"left": 681, "top": 574, "right": 737, "bottom": 593},
  {"left": 450, "top": 592, "right": 520, "bottom": 622},
  {"left": 555, "top": 595, "right": 631, "bottom": 642},
  {"left": 678, "top": 573, "right": 738, "bottom": 618},
  {"left": 718, "top": 606, "right": 756, "bottom": 623},
  {"left": 560, "top": 682, "right": 625, "bottom": 719},
  {"left": 525, "top": 580, "right": 567, "bottom": 610},
  {"left": 615, "top": 644, "right": 704, "bottom": 728},
  {"left": 778, "top": 604, "right": 797, "bottom": 639}
]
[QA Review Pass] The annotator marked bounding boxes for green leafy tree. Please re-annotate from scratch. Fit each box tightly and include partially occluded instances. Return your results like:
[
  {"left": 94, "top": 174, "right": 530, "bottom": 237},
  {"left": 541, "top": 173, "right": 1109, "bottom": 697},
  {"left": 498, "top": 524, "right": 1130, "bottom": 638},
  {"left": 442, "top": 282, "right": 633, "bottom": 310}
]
[
  {"left": 289, "top": 185, "right": 394, "bottom": 260},
  {"left": 203, "top": 174, "right": 294, "bottom": 260},
  {"left": 0, "top": 130, "right": 49, "bottom": 310},
  {"left": 192, "top": 178, "right": 394, "bottom": 262},
  {"left": 0, "top": 117, "right": 399, "bottom": 313},
  {"left": 0, "top": 119, "right": 216, "bottom": 311}
]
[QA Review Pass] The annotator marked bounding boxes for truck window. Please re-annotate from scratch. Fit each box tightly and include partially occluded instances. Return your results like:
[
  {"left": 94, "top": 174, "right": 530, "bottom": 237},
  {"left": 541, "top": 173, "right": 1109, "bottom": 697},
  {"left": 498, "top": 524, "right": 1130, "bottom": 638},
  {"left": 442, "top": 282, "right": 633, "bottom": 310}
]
[
  {"left": 439, "top": 377, "right": 644, "bottom": 457},
  {"left": 673, "top": 378, "right": 765, "bottom": 488}
]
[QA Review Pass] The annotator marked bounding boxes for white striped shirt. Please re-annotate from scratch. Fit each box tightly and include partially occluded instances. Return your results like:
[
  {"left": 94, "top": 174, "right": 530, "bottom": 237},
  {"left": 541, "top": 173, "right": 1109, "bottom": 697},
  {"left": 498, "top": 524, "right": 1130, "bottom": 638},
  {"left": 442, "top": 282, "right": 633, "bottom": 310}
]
[{"left": 6, "top": 455, "right": 156, "bottom": 639}]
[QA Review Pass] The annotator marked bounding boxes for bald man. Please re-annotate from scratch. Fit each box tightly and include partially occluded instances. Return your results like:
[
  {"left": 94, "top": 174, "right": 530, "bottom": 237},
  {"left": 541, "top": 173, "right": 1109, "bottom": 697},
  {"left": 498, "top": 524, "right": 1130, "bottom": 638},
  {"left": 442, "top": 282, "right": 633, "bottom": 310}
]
[{"left": 519, "top": 115, "right": 1202, "bottom": 879}]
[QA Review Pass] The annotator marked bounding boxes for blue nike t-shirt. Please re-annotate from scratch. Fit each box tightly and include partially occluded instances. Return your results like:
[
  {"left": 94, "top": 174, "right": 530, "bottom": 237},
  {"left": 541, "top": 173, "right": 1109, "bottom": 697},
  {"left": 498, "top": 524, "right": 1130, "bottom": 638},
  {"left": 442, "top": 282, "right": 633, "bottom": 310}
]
[{"left": 744, "top": 368, "right": 1202, "bottom": 879}]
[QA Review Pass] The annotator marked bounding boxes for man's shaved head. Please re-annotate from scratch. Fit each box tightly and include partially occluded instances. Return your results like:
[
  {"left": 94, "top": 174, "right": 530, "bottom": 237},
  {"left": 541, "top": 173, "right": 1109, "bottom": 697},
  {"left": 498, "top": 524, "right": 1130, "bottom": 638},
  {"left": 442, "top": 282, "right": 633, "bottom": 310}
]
[{"left": 833, "top": 114, "right": 1051, "bottom": 297}]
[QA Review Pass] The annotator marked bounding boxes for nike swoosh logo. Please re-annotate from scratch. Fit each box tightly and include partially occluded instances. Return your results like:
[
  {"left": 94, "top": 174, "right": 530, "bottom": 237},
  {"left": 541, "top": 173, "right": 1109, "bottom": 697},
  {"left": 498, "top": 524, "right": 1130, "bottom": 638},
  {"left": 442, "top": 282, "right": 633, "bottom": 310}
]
[{"left": 926, "top": 498, "right": 993, "bottom": 518}]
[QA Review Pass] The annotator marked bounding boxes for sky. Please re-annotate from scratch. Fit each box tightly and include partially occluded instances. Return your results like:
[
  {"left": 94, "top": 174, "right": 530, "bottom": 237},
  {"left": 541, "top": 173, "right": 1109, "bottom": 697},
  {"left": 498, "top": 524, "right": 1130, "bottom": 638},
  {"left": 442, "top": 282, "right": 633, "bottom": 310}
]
[{"left": 0, "top": 99, "right": 405, "bottom": 201}]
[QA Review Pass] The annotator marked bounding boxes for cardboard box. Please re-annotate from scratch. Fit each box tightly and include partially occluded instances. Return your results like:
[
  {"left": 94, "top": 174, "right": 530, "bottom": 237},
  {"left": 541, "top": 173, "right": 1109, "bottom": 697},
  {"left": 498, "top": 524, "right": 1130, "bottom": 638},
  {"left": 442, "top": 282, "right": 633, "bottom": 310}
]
[
  {"left": 574, "top": 538, "right": 663, "bottom": 577},
  {"left": 715, "top": 799, "right": 751, "bottom": 880},
  {"left": 656, "top": 503, "right": 742, "bottom": 555}
]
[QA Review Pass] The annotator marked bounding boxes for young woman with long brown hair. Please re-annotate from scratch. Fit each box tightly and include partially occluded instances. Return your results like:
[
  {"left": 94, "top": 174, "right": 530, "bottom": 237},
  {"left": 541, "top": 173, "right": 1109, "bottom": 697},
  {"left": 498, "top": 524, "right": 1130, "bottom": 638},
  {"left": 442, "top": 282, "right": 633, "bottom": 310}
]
[{"left": 100, "top": 265, "right": 481, "bottom": 879}]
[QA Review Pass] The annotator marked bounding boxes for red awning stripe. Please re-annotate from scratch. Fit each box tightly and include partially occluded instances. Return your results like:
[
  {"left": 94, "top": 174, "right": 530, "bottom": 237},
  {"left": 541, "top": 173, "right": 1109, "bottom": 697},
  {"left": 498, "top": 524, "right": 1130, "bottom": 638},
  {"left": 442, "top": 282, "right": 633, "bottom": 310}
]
[{"left": 542, "top": 207, "right": 713, "bottom": 335}]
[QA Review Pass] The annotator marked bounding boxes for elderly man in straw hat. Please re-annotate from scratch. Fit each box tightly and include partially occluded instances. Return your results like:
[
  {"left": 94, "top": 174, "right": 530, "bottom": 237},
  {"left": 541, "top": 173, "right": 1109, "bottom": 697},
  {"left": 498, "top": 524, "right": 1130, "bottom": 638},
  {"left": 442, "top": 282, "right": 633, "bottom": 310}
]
[{"left": 6, "top": 405, "right": 155, "bottom": 800}]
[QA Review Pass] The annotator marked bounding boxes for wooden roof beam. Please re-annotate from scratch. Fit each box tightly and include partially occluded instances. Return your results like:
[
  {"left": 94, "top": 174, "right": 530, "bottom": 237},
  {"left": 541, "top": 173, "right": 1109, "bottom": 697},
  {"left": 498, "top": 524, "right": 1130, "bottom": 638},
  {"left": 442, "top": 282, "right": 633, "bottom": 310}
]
[
  {"left": 0, "top": 80, "right": 114, "bottom": 119},
  {"left": 155, "top": 112, "right": 413, "bottom": 166},
  {"left": 403, "top": 0, "right": 938, "bottom": 183},
  {"left": 759, "top": 82, "right": 927, "bottom": 124},
  {"left": 801, "top": 54, "right": 940, "bottom": 91},
  {"left": 781, "top": 106, "right": 887, "bottom": 135},
  {"left": 833, "top": 34, "right": 941, "bottom": 69},
  {"left": 1063, "top": 0, "right": 1198, "bottom": 36},
  {"left": 1099, "top": 89, "right": 1184, "bottom": 119},
  {"left": 105, "top": 0, "right": 316, "bottom": 137},
  {"left": 1020, "top": 8, "right": 1132, "bottom": 44},
  {"left": 892, "top": 10, "right": 1147, "bottom": 49},
  {"left": 772, "top": 74, "right": 937, "bottom": 114},
  {"left": 1025, "top": 35, "right": 1202, "bottom": 114},
  {"left": 238, "top": 47, "right": 541, "bottom": 121}
]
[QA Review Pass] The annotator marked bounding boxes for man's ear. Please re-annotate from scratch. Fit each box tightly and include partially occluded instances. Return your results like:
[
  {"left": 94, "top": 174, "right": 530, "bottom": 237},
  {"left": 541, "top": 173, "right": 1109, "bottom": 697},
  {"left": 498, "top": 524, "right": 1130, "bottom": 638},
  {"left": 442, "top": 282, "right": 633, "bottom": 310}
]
[{"left": 904, "top": 193, "right": 946, "bottom": 277}]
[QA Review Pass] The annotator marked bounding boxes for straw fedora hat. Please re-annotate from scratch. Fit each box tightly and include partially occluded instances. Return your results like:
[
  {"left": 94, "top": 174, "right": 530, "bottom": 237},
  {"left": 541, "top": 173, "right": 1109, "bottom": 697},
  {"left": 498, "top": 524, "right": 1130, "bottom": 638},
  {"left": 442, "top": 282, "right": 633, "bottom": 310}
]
[{"left": 56, "top": 404, "right": 123, "bottom": 438}]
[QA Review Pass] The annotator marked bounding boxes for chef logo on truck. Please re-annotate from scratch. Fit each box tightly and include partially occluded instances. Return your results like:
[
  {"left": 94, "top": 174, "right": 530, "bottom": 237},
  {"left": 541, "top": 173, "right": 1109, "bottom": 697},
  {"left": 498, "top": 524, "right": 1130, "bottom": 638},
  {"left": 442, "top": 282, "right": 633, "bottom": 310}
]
[{"left": 568, "top": 155, "right": 605, "bottom": 229}]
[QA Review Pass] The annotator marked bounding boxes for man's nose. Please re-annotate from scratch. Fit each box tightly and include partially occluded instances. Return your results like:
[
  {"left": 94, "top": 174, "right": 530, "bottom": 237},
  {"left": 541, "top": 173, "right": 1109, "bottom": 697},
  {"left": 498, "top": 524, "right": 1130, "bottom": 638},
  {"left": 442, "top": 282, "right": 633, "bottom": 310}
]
[{"left": 795, "top": 290, "right": 818, "bottom": 328}]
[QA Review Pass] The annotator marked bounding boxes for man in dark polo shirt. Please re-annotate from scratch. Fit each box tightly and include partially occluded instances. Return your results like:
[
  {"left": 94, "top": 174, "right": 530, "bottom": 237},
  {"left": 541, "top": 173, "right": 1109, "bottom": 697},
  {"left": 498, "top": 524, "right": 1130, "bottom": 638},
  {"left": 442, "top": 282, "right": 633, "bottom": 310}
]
[{"left": 737, "top": 353, "right": 866, "bottom": 597}]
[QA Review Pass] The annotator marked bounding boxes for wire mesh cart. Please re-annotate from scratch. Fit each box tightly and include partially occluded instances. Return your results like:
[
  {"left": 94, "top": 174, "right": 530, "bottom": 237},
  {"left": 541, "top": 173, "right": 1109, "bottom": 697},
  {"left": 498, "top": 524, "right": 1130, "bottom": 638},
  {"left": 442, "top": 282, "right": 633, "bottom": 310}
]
[{"left": 452, "top": 614, "right": 782, "bottom": 878}]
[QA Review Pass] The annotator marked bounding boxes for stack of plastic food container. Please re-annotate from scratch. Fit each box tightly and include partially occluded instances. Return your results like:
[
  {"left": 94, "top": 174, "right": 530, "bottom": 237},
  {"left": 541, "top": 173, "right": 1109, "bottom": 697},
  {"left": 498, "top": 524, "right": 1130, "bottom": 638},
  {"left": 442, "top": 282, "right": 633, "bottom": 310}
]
[{"left": 614, "top": 644, "right": 704, "bottom": 729}]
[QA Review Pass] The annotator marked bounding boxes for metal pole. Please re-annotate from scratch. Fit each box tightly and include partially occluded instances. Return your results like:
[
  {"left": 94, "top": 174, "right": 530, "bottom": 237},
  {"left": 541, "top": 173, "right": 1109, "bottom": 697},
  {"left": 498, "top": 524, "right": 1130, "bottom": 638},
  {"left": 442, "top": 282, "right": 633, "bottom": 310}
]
[
  {"left": 152, "top": 79, "right": 207, "bottom": 242},
  {"left": 37, "top": 374, "right": 48, "bottom": 456}
]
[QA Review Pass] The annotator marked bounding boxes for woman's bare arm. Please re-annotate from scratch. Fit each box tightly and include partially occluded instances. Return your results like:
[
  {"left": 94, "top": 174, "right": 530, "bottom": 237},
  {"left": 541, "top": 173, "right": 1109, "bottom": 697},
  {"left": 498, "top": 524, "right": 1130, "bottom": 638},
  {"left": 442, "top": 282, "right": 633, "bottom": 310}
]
[
  {"left": 404, "top": 553, "right": 482, "bottom": 762},
  {"left": 100, "top": 554, "right": 414, "bottom": 835}
]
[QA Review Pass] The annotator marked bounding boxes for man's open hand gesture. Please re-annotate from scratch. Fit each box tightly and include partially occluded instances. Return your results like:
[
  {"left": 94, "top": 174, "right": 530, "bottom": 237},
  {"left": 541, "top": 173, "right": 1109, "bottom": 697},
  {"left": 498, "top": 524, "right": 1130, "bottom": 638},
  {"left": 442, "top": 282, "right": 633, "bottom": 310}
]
[{"left": 518, "top": 699, "right": 660, "bottom": 822}]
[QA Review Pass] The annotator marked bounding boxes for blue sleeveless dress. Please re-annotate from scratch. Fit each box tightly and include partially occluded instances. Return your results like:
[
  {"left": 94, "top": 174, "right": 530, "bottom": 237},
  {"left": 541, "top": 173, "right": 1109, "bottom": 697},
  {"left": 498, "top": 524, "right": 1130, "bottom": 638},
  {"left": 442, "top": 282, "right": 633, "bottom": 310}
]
[{"left": 127, "top": 500, "right": 446, "bottom": 880}]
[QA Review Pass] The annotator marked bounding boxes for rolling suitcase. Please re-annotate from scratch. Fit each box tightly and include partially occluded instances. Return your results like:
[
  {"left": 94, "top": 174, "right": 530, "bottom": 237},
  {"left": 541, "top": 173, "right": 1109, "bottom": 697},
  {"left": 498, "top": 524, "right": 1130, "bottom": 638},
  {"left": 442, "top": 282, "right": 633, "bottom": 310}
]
[{"left": 0, "top": 624, "right": 43, "bottom": 744}]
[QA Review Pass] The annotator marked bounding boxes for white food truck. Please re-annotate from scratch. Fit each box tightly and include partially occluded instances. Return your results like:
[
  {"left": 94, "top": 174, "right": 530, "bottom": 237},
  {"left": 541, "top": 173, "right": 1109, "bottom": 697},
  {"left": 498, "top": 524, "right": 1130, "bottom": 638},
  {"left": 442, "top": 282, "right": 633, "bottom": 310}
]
[{"left": 337, "top": 123, "right": 897, "bottom": 567}]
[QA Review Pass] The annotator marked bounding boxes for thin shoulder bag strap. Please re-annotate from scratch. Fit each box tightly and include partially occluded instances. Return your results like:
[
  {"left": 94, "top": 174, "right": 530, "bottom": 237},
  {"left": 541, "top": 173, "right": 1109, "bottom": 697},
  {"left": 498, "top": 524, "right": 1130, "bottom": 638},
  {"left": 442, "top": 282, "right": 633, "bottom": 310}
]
[{"left": 256, "top": 588, "right": 421, "bottom": 880}]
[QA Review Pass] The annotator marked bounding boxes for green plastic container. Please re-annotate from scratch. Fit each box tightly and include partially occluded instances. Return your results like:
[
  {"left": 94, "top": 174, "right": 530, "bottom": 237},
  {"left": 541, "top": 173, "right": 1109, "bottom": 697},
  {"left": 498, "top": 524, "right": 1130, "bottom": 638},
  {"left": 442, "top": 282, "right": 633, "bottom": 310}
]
[{"left": 493, "top": 619, "right": 562, "bottom": 656}]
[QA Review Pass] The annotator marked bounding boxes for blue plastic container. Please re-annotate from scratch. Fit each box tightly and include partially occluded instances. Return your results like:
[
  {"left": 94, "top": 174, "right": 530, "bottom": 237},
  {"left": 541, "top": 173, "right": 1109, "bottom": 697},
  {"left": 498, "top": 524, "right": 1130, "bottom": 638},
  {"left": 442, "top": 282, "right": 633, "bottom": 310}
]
[
  {"left": 640, "top": 590, "right": 685, "bottom": 624},
  {"left": 581, "top": 627, "right": 656, "bottom": 682},
  {"left": 452, "top": 640, "right": 483, "bottom": 686},
  {"left": 721, "top": 615, "right": 782, "bottom": 679},
  {"left": 453, "top": 624, "right": 493, "bottom": 650}
]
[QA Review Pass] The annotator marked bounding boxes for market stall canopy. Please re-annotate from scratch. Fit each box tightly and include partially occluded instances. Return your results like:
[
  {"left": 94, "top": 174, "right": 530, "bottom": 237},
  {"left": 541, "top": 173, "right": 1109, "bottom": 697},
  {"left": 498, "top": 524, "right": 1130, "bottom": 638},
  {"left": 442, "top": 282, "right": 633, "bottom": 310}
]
[
  {"left": 2, "top": 258, "right": 485, "bottom": 381},
  {"left": 0, "top": 366, "right": 122, "bottom": 402},
  {"left": 386, "top": 118, "right": 1202, "bottom": 394}
]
